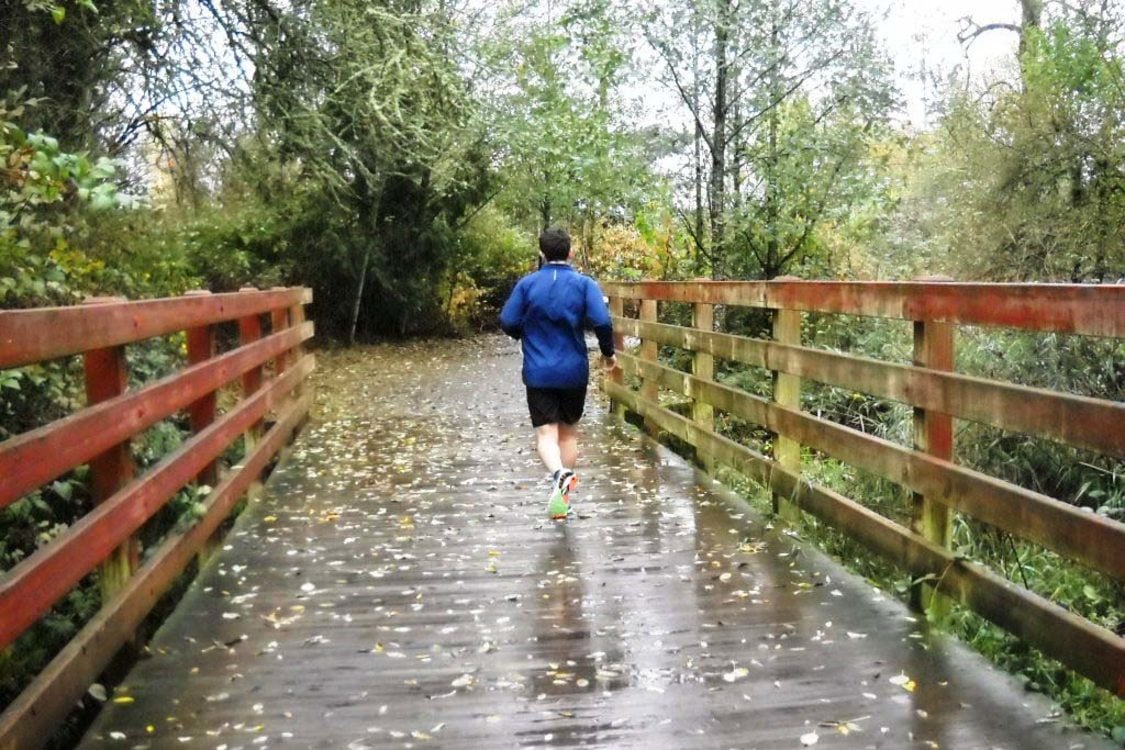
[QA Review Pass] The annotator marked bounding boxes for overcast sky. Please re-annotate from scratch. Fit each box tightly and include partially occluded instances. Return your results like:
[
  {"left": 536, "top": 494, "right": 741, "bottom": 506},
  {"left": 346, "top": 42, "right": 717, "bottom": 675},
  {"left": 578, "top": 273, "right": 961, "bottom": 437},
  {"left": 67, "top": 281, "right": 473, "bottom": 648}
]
[{"left": 857, "top": 0, "right": 1023, "bottom": 126}]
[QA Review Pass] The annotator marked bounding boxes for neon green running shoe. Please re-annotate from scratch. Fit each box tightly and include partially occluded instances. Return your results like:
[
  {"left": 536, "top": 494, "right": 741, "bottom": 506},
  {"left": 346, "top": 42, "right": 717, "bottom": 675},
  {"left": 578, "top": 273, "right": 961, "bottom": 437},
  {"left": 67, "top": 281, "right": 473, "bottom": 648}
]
[{"left": 547, "top": 470, "right": 577, "bottom": 519}]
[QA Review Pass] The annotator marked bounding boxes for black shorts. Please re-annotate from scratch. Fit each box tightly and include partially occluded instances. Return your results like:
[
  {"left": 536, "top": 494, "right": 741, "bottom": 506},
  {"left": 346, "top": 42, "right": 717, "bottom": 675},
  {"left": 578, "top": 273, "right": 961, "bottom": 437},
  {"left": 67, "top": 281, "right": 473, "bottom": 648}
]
[{"left": 527, "top": 386, "right": 587, "bottom": 427}]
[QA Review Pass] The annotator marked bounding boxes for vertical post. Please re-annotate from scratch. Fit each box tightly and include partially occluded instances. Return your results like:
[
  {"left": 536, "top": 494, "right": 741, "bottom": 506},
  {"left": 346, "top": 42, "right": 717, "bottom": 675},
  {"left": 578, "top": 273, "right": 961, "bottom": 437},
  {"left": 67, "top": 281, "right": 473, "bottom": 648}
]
[
  {"left": 185, "top": 290, "right": 220, "bottom": 564},
  {"left": 608, "top": 294, "right": 625, "bottom": 419},
  {"left": 82, "top": 297, "right": 138, "bottom": 603},
  {"left": 771, "top": 290, "right": 802, "bottom": 523},
  {"left": 289, "top": 293, "right": 308, "bottom": 400},
  {"left": 270, "top": 287, "right": 291, "bottom": 377},
  {"left": 639, "top": 296, "right": 658, "bottom": 434},
  {"left": 691, "top": 298, "right": 714, "bottom": 469},
  {"left": 184, "top": 291, "right": 217, "bottom": 487},
  {"left": 911, "top": 277, "right": 955, "bottom": 619},
  {"left": 239, "top": 286, "right": 264, "bottom": 453}
]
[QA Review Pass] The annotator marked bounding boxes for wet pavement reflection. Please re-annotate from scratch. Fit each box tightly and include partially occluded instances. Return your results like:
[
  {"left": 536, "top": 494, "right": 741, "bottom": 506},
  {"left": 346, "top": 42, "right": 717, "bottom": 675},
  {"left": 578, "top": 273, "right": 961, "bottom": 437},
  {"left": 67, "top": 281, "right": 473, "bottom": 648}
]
[{"left": 79, "top": 336, "right": 1111, "bottom": 749}]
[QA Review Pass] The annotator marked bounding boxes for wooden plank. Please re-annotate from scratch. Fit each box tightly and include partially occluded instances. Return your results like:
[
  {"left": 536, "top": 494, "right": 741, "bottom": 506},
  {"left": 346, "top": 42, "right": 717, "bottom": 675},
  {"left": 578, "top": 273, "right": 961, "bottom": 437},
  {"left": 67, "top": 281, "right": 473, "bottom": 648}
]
[
  {"left": 81, "top": 315, "right": 136, "bottom": 603},
  {"left": 0, "top": 324, "right": 313, "bottom": 508},
  {"left": 771, "top": 303, "right": 801, "bottom": 521},
  {"left": 0, "top": 393, "right": 312, "bottom": 750},
  {"left": 608, "top": 295, "right": 625, "bottom": 419},
  {"left": 0, "top": 288, "right": 311, "bottom": 369},
  {"left": 239, "top": 298, "right": 265, "bottom": 448},
  {"left": 604, "top": 379, "right": 1125, "bottom": 695},
  {"left": 64, "top": 339, "right": 1120, "bottom": 749},
  {"left": 604, "top": 281, "right": 1125, "bottom": 337},
  {"left": 270, "top": 299, "right": 291, "bottom": 375},
  {"left": 618, "top": 353, "right": 1125, "bottom": 580},
  {"left": 691, "top": 301, "right": 714, "bottom": 466},
  {"left": 639, "top": 299, "right": 658, "bottom": 434},
  {"left": 614, "top": 316, "right": 1125, "bottom": 459},
  {"left": 185, "top": 291, "right": 218, "bottom": 487},
  {"left": 911, "top": 317, "right": 954, "bottom": 616},
  {"left": 0, "top": 355, "right": 314, "bottom": 650}
]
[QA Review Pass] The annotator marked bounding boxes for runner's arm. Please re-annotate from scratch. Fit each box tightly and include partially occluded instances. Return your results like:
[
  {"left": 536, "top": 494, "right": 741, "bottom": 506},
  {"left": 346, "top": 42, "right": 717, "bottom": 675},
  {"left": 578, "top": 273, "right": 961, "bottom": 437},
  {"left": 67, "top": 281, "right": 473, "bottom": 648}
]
[
  {"left": 584, "top": 279, "right": 614, "bottom": 357},
  {"left": 498, "top": 279, "right": 526, "bottom": 339}
]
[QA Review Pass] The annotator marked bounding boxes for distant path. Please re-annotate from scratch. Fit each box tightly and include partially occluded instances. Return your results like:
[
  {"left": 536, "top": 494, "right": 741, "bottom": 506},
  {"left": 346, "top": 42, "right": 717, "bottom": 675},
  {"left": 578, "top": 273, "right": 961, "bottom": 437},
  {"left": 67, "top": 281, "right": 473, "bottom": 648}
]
[{"left": 80, "top": 336, "right": 1108, "bottom": 749}]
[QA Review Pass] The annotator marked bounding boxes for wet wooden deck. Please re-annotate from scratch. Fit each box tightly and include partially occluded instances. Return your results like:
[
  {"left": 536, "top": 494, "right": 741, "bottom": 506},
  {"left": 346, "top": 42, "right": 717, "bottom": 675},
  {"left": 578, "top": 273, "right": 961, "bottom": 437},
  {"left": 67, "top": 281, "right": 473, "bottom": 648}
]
[{"left": 80, "top": 337, "right": 1110, "bottom": 749}]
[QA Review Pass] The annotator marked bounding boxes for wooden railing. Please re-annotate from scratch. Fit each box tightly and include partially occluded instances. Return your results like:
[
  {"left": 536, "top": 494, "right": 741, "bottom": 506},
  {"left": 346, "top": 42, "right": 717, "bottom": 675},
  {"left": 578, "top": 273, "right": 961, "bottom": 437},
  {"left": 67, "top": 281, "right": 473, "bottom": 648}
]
[
  {"left": 0, "top": 287, "right": 314, "bottom": 747},
  {"left": 602, "top": 280, "right": 1124, "bottom": 696}
]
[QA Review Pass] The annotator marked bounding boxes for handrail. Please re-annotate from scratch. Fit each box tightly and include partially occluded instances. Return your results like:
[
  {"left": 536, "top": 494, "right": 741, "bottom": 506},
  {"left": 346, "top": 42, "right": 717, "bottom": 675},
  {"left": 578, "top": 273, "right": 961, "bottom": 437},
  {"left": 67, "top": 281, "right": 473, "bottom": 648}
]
[
  {"left": 0, "top": 323, "right": 313, "bottom": 507},
  {"left": 0, "top": 287, "right": 312, "bottom": 368},
  {"left": 606, "top": 280, "right": 1124, "bottom": 336},
  {"left": 615, "top": 317, "right": 1125, "bottom": 458},
  {"left": 602, "top": 279, "right": 1125, "bottom": 696},
  {"left": 0, "top": 287, "right": 314, "bottom": 748}
]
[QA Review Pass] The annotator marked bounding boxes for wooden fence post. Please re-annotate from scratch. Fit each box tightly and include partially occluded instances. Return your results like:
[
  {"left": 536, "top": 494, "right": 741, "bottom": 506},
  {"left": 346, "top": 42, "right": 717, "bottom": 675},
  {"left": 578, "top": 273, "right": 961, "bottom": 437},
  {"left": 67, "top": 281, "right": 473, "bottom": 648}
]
[
  {"left": 290, "top": 293, "right": 308, "bottom": 400},
  {"left": 692, "top": 297, "right": 714, "bottom": 469},
  {"left": 912, "top": 276, "right": 955, "bottom": 620},
  {"left": 270, "top": 287, "right": 291, "bottom": 377},
  {"left": 238, "top": 286, "right": 264, "bottom": 452},
  {"left": 81, "top": 297, "right": 138, "bottom": 604},
  {"left": 184, "top": 291, "right": 217, "bottom": 487},
  {"left": 608, "top": 294, "right": 625, "bottom": 419},
  {"left": 640, "top": 297, "right": 658, "bottom": 434},
  {"left": 770, "top": 280, "right": 802, "bottom": 523},
  {"left": 184, "top": 290, "right": 219, "bottom": 564}
]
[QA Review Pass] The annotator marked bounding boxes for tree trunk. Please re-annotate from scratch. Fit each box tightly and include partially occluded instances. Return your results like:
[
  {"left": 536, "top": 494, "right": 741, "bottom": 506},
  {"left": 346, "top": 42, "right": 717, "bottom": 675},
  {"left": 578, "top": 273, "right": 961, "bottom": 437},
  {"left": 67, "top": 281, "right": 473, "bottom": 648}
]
[
  {"left": 764, "top": 4, "right": 781, "bottom": 279},
  {"left": 1017, "top": 0, "right": 1043, "bottom": 82},
  {"left": 709, "top": 0, "right": 731, "bottom": 279},
  {"left": 540, "top": 171, "right": 552, "bottom": 231},
  {"left": 693, "top": 7, "right": 706, "bottom": 275},
  {"left": 348, "top": 247, "right": 370, "bottom": 347}
]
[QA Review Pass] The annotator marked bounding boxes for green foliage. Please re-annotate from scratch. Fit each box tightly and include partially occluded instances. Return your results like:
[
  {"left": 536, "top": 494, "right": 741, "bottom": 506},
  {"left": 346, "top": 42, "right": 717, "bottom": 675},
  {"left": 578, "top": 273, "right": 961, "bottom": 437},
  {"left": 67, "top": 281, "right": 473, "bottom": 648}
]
[
  {"left": 481, "top": 0, "right": 661, "bottom": 240},
  {"left": 451, "top": 205, "right": 531, "bottom": 331},
  {"left": 1, "top": 0, "right": 157, "bottom": 151},
  {"left": 919, "top": 19, "right": 1125, "bottom": 281}
]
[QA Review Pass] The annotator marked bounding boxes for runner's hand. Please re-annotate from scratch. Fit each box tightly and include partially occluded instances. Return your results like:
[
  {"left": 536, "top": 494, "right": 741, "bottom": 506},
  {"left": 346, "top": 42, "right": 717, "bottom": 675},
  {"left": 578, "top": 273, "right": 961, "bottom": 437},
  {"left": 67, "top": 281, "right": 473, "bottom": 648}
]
[{"left": 603, "top": 354, "right": 618, "bottom": 373}]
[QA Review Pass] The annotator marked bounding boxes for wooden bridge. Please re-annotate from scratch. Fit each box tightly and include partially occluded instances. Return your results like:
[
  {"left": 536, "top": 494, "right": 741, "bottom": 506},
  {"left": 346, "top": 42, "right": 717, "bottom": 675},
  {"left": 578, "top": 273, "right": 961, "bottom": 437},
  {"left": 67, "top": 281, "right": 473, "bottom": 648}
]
[{"left": 0, "top": 281, "right": 1121, "bottom": 748}]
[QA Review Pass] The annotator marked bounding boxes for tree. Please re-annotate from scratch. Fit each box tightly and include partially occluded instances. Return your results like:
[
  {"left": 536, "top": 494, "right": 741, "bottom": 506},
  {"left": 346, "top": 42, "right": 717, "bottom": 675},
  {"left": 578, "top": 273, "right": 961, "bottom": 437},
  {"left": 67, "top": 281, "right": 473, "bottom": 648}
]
[
  {"left": 478, "top": 0, "right": 658, "bottom": 258},
  {"left": 224, "top": 0, "right": 492, "bottom": 340},
  {"left": 937, "top": 2, "right": 1125, "bottom": 281},
  {"left": 646, "top": 0, "right": 895, "bottom": 278}
]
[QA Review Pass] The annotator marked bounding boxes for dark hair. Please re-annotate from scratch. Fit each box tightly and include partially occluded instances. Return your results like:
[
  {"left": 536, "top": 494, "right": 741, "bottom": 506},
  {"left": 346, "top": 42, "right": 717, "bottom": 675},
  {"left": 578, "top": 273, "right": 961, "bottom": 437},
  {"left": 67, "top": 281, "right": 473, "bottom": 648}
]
[{"left": 538, "top": 227, "right": 571, "bottom": 262}]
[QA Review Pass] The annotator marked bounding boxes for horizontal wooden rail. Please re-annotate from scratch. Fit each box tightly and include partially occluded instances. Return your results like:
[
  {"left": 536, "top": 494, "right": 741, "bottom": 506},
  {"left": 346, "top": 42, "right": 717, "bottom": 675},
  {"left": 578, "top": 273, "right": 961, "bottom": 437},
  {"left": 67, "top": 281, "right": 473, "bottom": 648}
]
[
  {"left": 620, "top": 353, "right": 1125, "bottom": 579},
  {"left": 0, "top": 391, "right": 312, "bottom": 748},
  {"left": 0, "top": 323, "right": 313, "bottom": 507},
  {"left": 605, "top": 280, "right": 1124, "bottom": 337},
  {"left": 0, "top": 286, "right": 314, "bottom": 748},
  {"left": 605, "top": 380, "right": 1125, "bottom": 695},
  {"left": 0, "top": 355, "right": 313, "bottom": 650},
  {"left": 0, "top": 288, "right": 312, "bottom": 368},
  {"left": 614, "top": 317, "right": 1125, "bottom": 460},
  {"left": 604, "top": 278, "right": 1125, "bottom": 697}
]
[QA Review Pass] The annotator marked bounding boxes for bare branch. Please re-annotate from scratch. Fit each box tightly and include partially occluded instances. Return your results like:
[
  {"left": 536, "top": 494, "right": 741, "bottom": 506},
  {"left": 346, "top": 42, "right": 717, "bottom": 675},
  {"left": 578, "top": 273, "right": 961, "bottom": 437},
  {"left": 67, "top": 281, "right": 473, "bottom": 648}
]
[{"left": 957, "top": 16, "right": 1022, "bottom": 46}]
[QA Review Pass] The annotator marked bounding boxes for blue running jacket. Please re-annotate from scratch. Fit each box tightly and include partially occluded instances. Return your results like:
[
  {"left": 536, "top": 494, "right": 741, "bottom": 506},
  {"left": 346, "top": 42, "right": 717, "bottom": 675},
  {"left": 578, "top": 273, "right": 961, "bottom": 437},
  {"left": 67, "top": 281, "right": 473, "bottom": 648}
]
[{"left": 499, "top": 263, "right": 615, "bottom": 389}]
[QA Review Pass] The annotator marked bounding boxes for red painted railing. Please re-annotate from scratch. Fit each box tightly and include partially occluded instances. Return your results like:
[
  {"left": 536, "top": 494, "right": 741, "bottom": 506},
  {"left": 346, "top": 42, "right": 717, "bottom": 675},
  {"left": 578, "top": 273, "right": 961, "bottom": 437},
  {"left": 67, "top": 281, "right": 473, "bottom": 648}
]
[
  {"left": 0, "top": 287, "right": 314, "bottom": 747},
  {"left": 603, "top": 280, "right": 1124, "bottom": 695}
]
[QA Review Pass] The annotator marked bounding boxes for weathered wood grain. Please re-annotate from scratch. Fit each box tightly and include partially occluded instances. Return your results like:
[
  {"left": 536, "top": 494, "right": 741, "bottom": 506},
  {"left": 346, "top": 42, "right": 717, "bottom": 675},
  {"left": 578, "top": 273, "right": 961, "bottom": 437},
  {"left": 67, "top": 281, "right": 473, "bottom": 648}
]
[
  {"left": 76, "top": 339, "right": 1114, "bottom": 749},
  {"left": 606, "top": 280, "right": 1124, "bottom": 337},
  {"left": 0, "top": 288, "right": 311, "bottom": 368}
]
